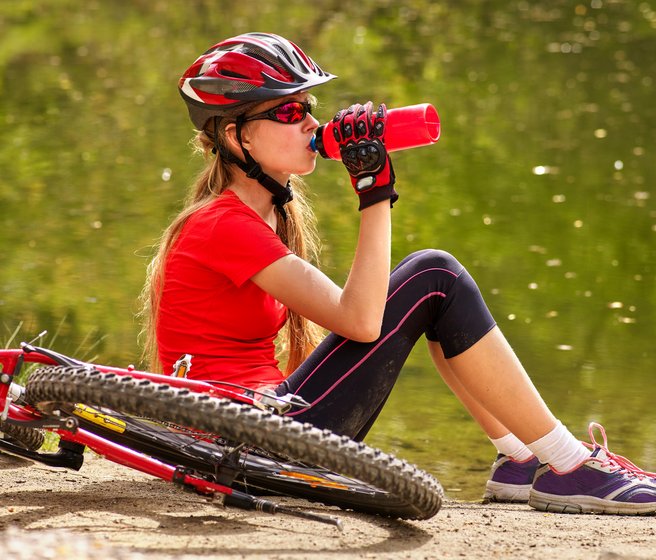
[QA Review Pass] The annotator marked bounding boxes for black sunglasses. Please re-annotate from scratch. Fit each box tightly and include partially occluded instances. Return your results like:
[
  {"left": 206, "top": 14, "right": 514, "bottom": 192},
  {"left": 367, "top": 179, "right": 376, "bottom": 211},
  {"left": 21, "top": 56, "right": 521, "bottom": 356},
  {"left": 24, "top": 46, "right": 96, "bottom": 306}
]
[{"left": 243, "top": 101, "right": 313, "bottom": 125}]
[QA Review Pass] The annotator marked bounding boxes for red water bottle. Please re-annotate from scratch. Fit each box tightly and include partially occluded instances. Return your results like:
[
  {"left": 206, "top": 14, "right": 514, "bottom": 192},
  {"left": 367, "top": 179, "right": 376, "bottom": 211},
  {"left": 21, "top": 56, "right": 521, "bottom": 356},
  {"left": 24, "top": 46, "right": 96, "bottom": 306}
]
[{"left": 311, "top": 103, "right": 441, "bottom": 160}]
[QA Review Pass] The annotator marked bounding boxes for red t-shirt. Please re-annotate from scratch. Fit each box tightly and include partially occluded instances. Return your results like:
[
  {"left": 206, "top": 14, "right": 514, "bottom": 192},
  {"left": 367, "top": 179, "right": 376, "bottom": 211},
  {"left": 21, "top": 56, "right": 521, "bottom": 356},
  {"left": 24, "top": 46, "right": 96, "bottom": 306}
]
[{"left": 156, "top": 190, "right": 292, "bottom": 388}]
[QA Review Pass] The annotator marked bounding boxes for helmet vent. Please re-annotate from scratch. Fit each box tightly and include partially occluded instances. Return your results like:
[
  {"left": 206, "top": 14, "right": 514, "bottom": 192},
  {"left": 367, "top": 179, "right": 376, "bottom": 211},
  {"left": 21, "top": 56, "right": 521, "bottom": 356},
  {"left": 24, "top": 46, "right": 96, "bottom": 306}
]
[
  {"left": 219, "top": 69, "right": 249, "bottom": 79},
  {"left": 248, "top": 46, "right": 280, "bottom": 67},
  {"left": 291, "top": 50, "right": 315, "bottom": 73}
]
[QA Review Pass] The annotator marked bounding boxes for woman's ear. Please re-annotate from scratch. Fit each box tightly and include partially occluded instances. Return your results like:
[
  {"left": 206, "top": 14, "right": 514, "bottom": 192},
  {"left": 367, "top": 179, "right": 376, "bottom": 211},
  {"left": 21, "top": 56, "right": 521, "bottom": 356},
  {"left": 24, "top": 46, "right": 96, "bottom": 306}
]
[
  {"left": 224, "top": 122, "right": 254, "bottom": 155},
  {"left": 224, "top": 122, "right": 240, "bottom": 153}
]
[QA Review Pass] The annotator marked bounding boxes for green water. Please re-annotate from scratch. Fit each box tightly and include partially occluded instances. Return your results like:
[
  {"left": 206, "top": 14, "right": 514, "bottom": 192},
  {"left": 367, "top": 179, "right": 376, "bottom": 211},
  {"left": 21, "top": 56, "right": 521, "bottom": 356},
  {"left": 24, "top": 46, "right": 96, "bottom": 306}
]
[{"left": 1, "top": 1, "right": 655, "bottom": 500}]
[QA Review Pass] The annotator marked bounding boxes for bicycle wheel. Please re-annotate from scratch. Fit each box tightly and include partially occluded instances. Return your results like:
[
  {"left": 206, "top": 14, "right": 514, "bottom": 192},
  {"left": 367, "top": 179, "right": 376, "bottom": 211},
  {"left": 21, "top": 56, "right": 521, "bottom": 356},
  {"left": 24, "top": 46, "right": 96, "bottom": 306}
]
[{"left": 25, "top": 365, "right": 443, "bottom": 519}]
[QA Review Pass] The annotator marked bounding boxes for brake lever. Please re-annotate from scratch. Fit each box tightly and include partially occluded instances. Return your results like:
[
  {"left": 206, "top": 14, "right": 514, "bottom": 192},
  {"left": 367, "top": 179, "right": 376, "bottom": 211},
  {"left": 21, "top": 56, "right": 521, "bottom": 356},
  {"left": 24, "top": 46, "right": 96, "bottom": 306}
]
[{"left": 21, "top": 343, "right": 86, "bottom": 368}]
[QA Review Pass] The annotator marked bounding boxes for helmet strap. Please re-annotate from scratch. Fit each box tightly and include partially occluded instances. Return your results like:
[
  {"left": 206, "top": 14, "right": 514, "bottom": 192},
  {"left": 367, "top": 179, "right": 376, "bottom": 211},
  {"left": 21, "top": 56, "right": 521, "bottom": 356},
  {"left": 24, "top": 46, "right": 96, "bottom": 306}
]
[
  {"left": 212, "top": 116, "right": 220, "bottom": 155},
  {"left": 214, "top": 115, "right": 293, "bottom": 221}
]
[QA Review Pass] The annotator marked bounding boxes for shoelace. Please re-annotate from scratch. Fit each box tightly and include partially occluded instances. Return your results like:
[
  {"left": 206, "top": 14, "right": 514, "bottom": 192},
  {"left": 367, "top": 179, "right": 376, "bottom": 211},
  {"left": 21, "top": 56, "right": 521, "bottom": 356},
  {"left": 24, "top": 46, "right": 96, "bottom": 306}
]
[{"left": 583, "top": 422, "right": 656, "bottom": 480}]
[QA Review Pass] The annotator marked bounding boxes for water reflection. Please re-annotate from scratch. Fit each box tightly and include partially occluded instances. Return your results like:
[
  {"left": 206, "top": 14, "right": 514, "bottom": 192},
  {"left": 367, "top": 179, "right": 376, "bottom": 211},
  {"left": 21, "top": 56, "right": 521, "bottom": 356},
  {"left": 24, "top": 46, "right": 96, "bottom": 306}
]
[{"left": 1, "top": 0, "right": 654, "bottom": 499}]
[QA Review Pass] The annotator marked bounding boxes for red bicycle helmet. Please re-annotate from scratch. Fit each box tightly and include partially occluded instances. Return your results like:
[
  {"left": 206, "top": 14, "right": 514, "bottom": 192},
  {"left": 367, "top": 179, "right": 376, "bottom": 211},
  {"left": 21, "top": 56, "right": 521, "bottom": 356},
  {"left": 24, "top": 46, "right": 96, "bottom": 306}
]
[{"left": 179, "top": 32, "right": 336, "bottom": 129}]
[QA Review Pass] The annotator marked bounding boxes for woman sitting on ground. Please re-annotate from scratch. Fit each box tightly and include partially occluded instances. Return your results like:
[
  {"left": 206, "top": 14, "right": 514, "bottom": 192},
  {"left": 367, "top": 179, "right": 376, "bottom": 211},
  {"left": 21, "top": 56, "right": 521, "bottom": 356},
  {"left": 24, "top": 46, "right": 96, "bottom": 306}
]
[{"left": 141, "top": 32, "right": 656, "bottom": 515}]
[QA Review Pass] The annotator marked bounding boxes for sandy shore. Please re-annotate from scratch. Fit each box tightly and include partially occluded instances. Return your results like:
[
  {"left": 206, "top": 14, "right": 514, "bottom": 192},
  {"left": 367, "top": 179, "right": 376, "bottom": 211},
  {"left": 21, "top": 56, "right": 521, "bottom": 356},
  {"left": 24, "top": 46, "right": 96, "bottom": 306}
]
[{"left": 1, "top": 452, "right": 655, "bottom": 559}]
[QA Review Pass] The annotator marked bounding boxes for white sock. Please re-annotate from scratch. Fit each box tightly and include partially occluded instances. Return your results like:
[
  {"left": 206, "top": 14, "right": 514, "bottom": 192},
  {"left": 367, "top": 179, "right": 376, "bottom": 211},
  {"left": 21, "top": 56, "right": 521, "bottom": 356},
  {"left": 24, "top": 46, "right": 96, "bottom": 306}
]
[
  {"left": 526, "top": 421, "right": 591, "bottom": 472},
  {"left": 490, "top": 433, "right": 534, "bottom": 462}
]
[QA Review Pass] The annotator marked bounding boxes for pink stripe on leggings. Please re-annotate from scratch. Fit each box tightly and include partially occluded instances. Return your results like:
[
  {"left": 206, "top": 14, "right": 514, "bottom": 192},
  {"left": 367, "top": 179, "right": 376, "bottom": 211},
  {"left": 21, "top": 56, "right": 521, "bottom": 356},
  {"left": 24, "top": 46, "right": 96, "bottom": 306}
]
[
  {"left": 289, "top": 267, "right": 458, "bottom": 400},
  {"left": 287, "top": 290, "right": 447, "bottom": 415}
]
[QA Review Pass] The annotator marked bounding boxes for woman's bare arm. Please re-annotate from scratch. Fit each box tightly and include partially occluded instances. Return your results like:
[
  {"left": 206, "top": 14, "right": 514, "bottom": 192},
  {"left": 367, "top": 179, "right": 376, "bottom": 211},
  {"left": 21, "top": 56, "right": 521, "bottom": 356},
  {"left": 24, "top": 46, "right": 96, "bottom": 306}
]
[{"left": 251, "top": 202, "right": 391, "bottom": 342}]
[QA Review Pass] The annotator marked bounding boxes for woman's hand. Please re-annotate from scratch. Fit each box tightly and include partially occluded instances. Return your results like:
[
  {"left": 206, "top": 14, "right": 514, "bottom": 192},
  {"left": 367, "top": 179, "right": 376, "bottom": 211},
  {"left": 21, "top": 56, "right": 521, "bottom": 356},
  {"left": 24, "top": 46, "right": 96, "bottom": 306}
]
[{"left": 332, "top": 102, "right": 398, "bottom": 210}]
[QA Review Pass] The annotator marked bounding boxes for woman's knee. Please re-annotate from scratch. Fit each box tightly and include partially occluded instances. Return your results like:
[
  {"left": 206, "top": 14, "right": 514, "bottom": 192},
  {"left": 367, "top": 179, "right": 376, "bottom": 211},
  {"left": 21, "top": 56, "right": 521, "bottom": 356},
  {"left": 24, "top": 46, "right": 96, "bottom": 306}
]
[{"left": 398, "top": 248, "right": 465, "bottom": 276}]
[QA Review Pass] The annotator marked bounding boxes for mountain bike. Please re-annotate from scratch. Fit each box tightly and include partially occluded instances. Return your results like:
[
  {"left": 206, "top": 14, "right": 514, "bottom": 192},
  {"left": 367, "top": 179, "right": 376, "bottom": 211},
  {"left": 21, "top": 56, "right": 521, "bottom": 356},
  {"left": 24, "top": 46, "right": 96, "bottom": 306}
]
[{"left": 0, "top": 341, "right": 443, "bottom": 529}]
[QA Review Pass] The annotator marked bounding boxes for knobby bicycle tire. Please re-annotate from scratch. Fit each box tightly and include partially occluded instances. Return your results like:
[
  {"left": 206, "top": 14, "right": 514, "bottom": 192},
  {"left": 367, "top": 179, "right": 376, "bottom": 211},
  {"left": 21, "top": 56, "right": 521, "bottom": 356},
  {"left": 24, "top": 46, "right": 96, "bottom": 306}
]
[
  {"left": 0, "top": 419, "right": 45, "bottom": 451},
  {"left": 25, "top": 366, "right": 443, "bottom": 519}
]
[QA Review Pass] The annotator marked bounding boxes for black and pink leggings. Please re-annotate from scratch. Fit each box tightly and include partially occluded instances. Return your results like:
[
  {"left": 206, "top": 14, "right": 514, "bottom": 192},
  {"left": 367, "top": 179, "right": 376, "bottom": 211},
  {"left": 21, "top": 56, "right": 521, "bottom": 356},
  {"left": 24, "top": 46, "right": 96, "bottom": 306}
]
[{"left": 275, "top": 249, "right": 497, "bottom": 440}]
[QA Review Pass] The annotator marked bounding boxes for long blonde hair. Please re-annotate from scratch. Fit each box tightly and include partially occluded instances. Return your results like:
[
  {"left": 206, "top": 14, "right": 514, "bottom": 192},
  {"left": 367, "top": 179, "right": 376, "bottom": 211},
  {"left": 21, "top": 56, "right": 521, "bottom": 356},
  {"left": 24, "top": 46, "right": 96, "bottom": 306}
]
[{"left": 139, "top": 105, "right": 324, "bottom": 375}]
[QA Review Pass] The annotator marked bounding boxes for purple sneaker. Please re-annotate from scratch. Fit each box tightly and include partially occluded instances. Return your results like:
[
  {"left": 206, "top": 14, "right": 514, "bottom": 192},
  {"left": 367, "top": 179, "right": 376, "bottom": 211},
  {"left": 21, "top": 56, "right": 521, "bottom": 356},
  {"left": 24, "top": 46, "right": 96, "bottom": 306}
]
[
  {"left": 483, "top": 454, "right": 540, "bottom": 503},
  {"left": 529, "top": 423, "right": 656, "bottom": 515}
]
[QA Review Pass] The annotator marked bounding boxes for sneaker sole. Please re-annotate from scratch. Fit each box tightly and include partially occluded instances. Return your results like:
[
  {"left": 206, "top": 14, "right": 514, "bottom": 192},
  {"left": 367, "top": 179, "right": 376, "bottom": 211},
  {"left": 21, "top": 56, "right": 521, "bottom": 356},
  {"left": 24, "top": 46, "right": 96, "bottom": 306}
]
[
  {"left": 483, "top": 480, "right": 531, "bottom": 503},
  {"left": 529, "top": 489, "right": 656, "bottom": 515}
]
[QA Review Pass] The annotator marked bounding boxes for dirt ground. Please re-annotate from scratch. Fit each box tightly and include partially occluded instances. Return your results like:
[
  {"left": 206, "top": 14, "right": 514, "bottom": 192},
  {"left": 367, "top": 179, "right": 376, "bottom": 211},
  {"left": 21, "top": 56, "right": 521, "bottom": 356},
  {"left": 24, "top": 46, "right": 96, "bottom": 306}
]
[{"left": 1, "top": 451, "right": 655, "bottom": 560}]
